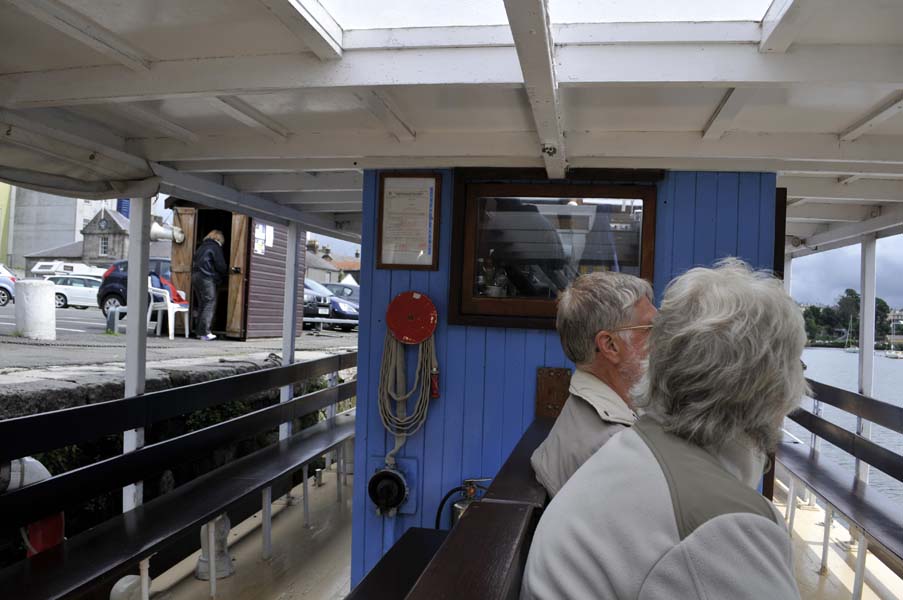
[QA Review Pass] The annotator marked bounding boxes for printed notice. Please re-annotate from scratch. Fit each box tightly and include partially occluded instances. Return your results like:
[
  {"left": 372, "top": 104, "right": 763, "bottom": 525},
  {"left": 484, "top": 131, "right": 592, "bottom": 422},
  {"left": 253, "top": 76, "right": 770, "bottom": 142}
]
[{"left": 380, "top": 177, "right": 437, "bottom": 267}]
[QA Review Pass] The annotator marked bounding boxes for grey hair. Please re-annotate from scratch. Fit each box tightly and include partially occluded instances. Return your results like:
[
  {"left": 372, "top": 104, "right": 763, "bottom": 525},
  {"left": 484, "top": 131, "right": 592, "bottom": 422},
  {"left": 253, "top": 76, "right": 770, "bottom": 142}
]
[
  {"left": 556, "top": 271, "right": 654, "bottom": 365},
  {"left": 633, "top": 258, "right": 809, "bottom": 453}
]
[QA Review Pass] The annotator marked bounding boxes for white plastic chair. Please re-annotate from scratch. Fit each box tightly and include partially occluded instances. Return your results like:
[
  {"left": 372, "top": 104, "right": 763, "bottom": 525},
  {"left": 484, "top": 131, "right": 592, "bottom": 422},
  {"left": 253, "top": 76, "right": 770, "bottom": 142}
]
[{"left": 147, "top": 278, "right": 189, "bottom": 340}]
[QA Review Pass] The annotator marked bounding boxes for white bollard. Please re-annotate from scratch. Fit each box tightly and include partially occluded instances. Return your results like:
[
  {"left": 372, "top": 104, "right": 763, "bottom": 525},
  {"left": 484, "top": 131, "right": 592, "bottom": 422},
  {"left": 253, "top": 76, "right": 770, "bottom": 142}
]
[
  {"left": 14, "top": 279, "right": 55, "bottom": 340},
  {"left": 195, "top": 514, "right": 234, "bottom": 581}
]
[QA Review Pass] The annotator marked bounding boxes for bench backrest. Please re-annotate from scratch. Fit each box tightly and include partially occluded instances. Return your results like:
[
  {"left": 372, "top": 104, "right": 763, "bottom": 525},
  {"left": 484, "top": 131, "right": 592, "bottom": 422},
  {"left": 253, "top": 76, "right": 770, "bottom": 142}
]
[{"left": 0, "top": 352, "right": 357, "bottom": 532}]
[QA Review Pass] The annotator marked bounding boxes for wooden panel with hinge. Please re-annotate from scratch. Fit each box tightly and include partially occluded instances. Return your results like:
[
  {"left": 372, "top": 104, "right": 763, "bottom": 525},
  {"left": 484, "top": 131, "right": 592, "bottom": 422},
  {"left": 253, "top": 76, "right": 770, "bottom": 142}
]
[
  {"left": 226, "top": 213, "right": 249, "bottom": 338},
  {"left": 170, "top": 207, "right": 196, "bottom": 335},
  {"left": 535, "top": 367, "right": 571, "bottom": 419}
]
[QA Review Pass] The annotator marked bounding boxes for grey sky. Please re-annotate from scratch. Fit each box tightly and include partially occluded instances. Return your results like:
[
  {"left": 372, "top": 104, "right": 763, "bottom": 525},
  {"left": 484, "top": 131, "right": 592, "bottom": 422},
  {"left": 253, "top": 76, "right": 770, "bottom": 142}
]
[
  {"left": 790, "top": 234, "right": 903, "bottom": 309},
  {"left": 308, "top": 232, "right": 361, "bottom": 258}
]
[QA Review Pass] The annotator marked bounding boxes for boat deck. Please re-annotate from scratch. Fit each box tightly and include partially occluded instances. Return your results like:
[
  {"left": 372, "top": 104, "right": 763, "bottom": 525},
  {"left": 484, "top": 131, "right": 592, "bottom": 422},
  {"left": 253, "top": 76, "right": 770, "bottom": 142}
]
[
  {"left": 152, "top": 467, "right": 352, "bottom": 600},
  {"left": 149, "top": 467, "right": 901, "bottom": 600},
  {"left": 776, "top": 480, "right": 903, "bottom": 600}
]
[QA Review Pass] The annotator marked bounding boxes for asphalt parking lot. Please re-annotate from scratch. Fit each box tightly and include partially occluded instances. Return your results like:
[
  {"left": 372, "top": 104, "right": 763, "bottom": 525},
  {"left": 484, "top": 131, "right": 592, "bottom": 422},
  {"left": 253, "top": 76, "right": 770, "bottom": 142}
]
[
  {"left": 0, "top": 303, "right": 358, "bottom": 370},
  {"left": 0, "top": 303, "right": 110, "bottom": 335}
]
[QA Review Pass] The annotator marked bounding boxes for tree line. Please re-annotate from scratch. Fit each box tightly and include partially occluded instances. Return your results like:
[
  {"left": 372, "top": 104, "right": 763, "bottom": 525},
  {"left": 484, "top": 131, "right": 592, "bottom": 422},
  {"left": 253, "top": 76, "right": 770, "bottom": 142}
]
[{"left": 802, "top": 288, "right": 891, "bottom": 342}]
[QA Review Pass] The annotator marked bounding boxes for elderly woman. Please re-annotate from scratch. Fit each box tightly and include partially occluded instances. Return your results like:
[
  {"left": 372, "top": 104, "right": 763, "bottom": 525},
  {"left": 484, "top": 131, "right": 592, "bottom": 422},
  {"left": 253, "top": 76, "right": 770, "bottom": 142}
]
[{"left": 522, "top": 258, "right": 808, "bottom": 600}]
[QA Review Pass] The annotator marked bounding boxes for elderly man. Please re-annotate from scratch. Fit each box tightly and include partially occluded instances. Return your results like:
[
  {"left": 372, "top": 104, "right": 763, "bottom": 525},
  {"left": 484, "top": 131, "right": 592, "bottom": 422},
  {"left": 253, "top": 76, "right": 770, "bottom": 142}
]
[
  {"left": 522, "top": 259, "right": 807, "bottom": 600},
  {"left": 531, "top": 271, "right": 656, "bottom": 497}
]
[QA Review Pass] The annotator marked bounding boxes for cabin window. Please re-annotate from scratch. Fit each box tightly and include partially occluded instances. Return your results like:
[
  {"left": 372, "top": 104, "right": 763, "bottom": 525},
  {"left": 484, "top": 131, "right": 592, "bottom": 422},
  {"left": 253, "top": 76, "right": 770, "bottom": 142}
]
[
  {"left": 450, "top": 182, "right": 655, "bottom": 329},
  {"left": 99, "top": 235, "right": 110, "bottom": 256}
]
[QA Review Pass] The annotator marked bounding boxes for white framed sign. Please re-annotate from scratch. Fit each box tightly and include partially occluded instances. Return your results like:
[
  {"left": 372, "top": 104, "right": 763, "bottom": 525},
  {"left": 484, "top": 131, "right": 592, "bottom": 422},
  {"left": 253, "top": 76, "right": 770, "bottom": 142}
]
[{"left": 377, "top": 173, "right": 441, "bottom": 270}]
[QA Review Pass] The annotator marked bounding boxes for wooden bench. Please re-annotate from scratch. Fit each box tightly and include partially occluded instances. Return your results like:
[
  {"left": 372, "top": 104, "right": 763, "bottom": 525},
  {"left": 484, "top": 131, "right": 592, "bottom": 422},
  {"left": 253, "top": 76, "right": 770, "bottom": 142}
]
[
  {"left": 777, "top": 440, "right": 902, "bottom": 579},
  {"left": 778, "top": 378, "right": 903, "bottom": 590},
  {"left": 346, "top": 528, "right": 448, "bottom": 600},
  {"left": 0, "top": 353, "right": 357, "bottom": 600}
]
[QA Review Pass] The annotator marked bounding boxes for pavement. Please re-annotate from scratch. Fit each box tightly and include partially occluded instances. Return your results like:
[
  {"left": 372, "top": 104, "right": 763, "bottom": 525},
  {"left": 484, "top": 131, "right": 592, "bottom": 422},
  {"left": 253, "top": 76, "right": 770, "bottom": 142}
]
[{"left": 0, "top": 303, "right": 358, "bottom": 419}]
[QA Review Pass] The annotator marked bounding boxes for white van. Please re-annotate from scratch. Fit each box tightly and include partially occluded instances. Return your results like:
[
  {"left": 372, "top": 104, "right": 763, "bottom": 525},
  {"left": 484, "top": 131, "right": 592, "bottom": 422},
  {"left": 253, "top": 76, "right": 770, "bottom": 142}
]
[{"left": 30, "top": 261, "right": 106, "bottom": 278}]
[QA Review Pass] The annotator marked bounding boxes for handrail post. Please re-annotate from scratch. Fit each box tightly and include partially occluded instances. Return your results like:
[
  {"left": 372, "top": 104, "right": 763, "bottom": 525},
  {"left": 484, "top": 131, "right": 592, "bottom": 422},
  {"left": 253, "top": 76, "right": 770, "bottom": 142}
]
[
  {"left": 274, "top": 221, "right": 302, "bottom": 511},
  {"left": 856, "top": 234, "right": 876, "bottom": 484},
  {"left": 123, "top": 197, "right": 151, "bottom": 513}
]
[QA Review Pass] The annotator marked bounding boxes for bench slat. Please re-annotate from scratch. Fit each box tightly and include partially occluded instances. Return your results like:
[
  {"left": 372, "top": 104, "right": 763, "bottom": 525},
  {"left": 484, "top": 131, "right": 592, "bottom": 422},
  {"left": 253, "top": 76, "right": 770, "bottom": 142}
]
[
  {"left": 0, "top": 382, "right": 356, "bottom": 531},
  {"left": 406, "top": 502, "right": 537, "bottom": 600},
  {"left": 346, "top": 528, "right": 447, "bottom": 600},
  {"left": 777, "top": 441, "right": 903, "bottom": 578},
  {"left": 0, "top": 413, "right": 355, "bottom": 600}
]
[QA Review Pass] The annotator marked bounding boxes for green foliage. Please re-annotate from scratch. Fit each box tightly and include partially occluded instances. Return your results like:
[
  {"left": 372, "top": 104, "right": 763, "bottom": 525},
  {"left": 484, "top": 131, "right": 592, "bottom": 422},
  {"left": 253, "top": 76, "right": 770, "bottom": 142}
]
[{"left": 802, "top": 290, "right": 894, "bottom": 344}]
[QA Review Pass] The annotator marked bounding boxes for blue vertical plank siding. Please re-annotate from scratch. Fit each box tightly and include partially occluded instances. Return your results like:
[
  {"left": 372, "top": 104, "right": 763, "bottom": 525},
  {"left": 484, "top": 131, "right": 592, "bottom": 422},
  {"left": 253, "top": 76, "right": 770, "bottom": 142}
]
[
  {"left": 738, "top": 173, "right": 762, "bottom": 262},
  {"left": 714, "top": 173, "right": 740, "bottom": 260},
  {"left": 350, "top": 169, "right": 777, "bottom": 583},
  {"left": 693, "top": 173, "right": 718, "bottom": 266},
  {"left": 671, "top": 172, "right": 697, "bottom": 277},
  {"left": 652, "top": 173, "right": 676, "bottom": 304}
]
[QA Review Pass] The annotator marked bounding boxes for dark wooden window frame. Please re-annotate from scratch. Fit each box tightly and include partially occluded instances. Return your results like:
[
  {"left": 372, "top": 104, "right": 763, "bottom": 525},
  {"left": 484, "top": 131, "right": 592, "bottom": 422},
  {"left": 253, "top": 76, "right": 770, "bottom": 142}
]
[
  {"left": 450, "top": 176, "right": 657, "bottom": 329},
  {"left": 377, "top": 172, "right": 442, "bottom": 271}
]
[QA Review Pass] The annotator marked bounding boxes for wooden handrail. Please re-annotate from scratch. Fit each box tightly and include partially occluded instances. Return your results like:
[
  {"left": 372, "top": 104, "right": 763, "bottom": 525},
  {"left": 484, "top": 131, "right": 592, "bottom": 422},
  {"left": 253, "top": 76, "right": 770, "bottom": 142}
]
[
  {"left": 806, "top": 378, "right": 903, "bottom": 435},
  {"left": 0, "top": 351, "right": 357, "bottom": 461}
]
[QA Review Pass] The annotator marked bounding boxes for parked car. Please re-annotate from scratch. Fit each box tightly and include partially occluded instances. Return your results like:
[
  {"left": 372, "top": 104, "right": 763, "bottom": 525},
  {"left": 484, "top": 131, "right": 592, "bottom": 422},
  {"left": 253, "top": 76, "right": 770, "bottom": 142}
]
[
  {"left": 0, "top": 263, "right": 15, "bottom": 279},
  {"left": 0, "top": 275, "right": 14, "bottom": 307},
  {"left": 47, "top": 275, "right": 103, "bottom": 309},
  {"left": 328, "top": 295, "right": 359, "bottom": 331},
  {"left": 97, "top": 257, "right": 171, "bottom": 316},
  {"left": 324, "top": 282, "right": 360, "bottom": 304},
  {"left": 303, "top": 279, "right": 333, "bottom": 327}
]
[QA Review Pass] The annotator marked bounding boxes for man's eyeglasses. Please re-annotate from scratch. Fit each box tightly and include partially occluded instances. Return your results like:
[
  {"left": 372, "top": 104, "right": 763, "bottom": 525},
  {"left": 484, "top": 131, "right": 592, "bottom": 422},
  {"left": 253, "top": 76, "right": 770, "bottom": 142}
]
[{"left": 611, "top": 324, "right": 654, "bottom": 333}]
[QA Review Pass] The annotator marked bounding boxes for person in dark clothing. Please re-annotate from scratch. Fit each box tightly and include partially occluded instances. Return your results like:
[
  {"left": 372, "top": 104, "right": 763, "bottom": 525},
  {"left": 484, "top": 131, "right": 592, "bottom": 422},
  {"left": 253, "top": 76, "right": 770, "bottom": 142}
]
[{"left": 191, "top": 229, "right": 228, "bottom": 340}]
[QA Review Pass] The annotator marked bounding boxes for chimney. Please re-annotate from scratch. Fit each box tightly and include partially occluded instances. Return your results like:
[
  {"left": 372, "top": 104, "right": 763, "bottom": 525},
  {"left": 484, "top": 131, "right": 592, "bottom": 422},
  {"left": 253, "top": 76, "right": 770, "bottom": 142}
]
[
  {"left": 306, "top": 239, "right": 319, "bottom": 253},
  {"left": 354, "top": 249, "right": 360, "bottom": 259},
  {"left": 320, "top": 245, "right": 332, "bottom": 261}
]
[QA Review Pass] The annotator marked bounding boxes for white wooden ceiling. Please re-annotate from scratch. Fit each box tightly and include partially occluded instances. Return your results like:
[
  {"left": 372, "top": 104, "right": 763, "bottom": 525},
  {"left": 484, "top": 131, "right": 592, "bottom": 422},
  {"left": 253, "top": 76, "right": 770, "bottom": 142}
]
[{"left": 0, "top": 0, "right": 902, "bottom": 251}]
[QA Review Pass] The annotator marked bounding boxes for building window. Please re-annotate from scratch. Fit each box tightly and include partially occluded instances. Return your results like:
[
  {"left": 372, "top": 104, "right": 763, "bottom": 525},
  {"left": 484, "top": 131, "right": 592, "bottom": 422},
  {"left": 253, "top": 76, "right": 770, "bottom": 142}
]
[
  {"left": 99, "top": 235, "right": 110, "bottom": 256},
  {"left": 450, "top": 178, "right": 657, "bottom": 329}
]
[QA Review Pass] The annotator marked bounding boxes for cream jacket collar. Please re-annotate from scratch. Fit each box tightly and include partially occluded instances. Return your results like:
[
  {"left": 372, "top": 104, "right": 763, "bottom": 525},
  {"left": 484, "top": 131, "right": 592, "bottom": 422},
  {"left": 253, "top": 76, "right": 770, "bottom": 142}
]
[
  {"left": 569, "top": 369, "right": 637, "bottom": 426},
  {"left": 706, "top": 436, "right": 768, "bottom": 489}
]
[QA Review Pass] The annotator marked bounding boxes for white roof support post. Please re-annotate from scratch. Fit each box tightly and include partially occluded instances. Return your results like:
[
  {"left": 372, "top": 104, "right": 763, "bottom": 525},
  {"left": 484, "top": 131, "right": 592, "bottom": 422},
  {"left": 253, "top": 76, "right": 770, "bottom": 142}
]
[
  {"left": 6, "top": 0, "right": 152, "bottom": 71},
  {"left": 783, "top": 254, "right": 792, "bottom": 294},
  {"left": 857, "top": 233, "right": 876, "bottom": 483},
  {"left": 209, "top": 96, "right": 291, "bottom": 141},
  {"left": 702, "top": 88, "right": 757, "bottom": 140},
  {"left": 503, "top": 0, "right": 568, "bottom": 179},
  {"left": 114, "top": 103, "right": 199, "bottom": 144},
  {"left": 257, "top": 0, "right": 343, "bottom": 60},
  {"left": 839, "top": 91, "right": 903, "bottom": 142},
  {"left": 760, "top": 0, "right": 810, "bottom": 53},
  {"left": 123, "top": 196, "right": 151, "bottom": 512},
  {"left": 280, "top": 221, "right": 302, "bottom": 441},
  {"left": 354, "top": 90, "right": 416, "bottom": 142}
]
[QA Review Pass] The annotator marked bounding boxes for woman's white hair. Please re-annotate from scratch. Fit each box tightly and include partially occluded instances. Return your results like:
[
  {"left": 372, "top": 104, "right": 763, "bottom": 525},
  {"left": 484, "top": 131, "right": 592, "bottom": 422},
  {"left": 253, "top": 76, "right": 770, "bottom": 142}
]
[
  {"left": 556, "top": 271, "right": 653, "bottom": 365},
  {"left": 633, "top": 258, "right": 809, "bottom": 453}
]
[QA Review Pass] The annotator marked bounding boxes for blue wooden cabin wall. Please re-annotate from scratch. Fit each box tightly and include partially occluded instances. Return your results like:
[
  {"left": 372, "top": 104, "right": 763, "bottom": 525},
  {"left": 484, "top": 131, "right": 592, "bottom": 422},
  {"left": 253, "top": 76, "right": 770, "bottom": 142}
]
[{"left": 351, "top": 169, "right": 777, "bottom": 584}]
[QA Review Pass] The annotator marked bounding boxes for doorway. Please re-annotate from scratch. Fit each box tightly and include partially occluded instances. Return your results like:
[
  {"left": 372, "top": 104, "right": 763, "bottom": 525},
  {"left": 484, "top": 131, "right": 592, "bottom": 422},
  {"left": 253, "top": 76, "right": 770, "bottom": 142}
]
[{"left": 194, "top": 209, "right": 233, "bottom": 336}]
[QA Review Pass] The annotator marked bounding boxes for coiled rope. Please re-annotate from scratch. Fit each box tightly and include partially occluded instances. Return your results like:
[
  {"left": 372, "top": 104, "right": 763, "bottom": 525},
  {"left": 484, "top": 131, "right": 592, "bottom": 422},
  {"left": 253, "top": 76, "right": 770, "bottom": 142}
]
[{"left": 378, "top": 331, "right": 437, "bottom": 467}]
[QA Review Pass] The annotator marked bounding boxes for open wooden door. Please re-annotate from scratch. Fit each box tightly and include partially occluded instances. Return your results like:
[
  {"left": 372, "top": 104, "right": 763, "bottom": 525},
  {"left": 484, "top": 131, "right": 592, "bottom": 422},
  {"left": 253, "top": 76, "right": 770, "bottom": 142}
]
[
  {"left": 227, "top": 213, "right": 249, "bottom": 338},
  {"left": 170, "top": 207, "right": 196, "bottom": 335}
]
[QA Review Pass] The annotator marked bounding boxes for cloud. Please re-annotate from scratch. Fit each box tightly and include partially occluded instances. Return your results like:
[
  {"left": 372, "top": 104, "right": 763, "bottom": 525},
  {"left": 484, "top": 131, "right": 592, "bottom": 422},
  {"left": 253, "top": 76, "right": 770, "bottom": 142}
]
[{"left": 791, "top": 234, "right": 903, "bottom": 309}]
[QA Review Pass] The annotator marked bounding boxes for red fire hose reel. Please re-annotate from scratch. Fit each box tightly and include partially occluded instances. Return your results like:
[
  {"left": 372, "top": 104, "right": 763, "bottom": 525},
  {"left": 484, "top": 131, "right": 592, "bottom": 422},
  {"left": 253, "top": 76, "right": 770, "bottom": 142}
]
[
  {"left": 370, "top": 291, "right": 441, "bottom": 516},
  {"left": 385, "top": 291, "right": 439, "bottom": 399}
]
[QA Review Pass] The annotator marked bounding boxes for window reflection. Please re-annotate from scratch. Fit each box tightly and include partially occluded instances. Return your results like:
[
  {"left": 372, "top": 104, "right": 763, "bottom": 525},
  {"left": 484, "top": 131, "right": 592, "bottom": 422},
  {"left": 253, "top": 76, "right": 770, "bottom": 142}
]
[{"left": 473, "top": 196, "right": 644, "bottom": 298}]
